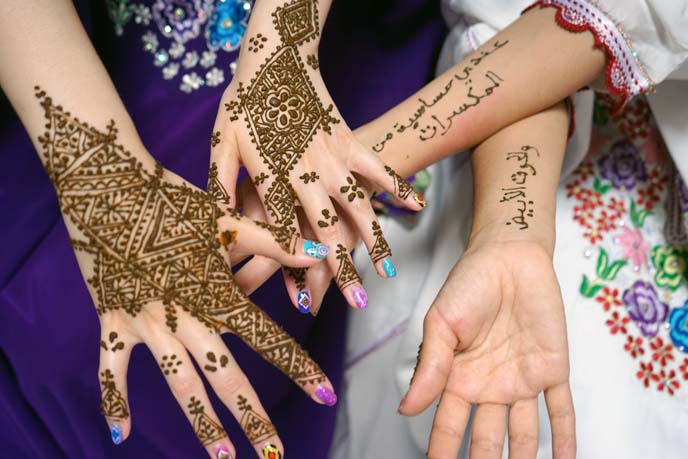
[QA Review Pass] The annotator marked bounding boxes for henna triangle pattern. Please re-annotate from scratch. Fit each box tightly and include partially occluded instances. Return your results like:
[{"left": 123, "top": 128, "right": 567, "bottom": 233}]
[
  {"left": 237, "top": 395, "right": 277, "bottom": 445},
  {"left": 100, "top": 369, "right": 129, "bottom": 421},
  {"left": 188, "top": 397, "right": 226, "bottom": 446},
  {"left": 35, "top": 88, "right": 326, "bottom": 389}
]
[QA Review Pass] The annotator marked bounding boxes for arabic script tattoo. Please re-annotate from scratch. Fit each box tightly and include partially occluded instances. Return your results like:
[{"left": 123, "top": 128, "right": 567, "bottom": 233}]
[
  {"left": 499, "top": 145, "right": 539, "bottom": 230},
  {"left": 35, "top": 87, "right": 327, "bottom": 389},
  {"left": 238, "top": 395, "right": 277, "bottom": 445},
  {"left": 373, "top": 40, "right": 509, "bottom": 152}
]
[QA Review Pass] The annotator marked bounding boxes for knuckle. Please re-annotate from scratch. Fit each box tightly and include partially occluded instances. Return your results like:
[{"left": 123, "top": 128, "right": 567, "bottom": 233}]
[
  {"left": 431, "top": 422, "right": 463, "bottom": 439},
  {"left": 509, "top": 431, "right": 537, "bottom": 447},
  {"left": 215, "top": 371, "right": 249, "bottom": 396},
  {"left": 471, "top": 435, "right": 504, "bottom": 453},
  {"left": 317, "top": 224, "right": 340, "bottom": 242},
  {"left": 168, "top": 372, "right": 199, "bottom": 398}
]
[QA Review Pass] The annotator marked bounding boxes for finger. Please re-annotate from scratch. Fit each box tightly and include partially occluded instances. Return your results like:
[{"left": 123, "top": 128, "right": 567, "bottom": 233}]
[
  {"left": 180, "top": 325, "right": 284, "bottom": 458},
  {"left": 508, "top": 398, "right": 539, "bottom": 459},
  {"left": 144, "top": 333, "right": 234, "bottom": 458},
  {"left": 234, "top": 255, "right": 281, "bottom": 295},
  {"left": 470, "top": 403, "right": 508, "bottom": 459},
  {"left": 304, "top": 259, "right": 335, "bottom": 316},
  {"left": 545, "top": 383, "right": 576, "bottom": 459},
  {"left": 426, "top": 389, "right": 471, "bottom": 459},
  {"left": 98, "top": 326, "right": 136, "bottom": 445},
  {"left": 399, "top": 307, "right": 458, "bottom": 415},
  {"left": 208, "top": 128, "right": 241, "bottom": 209},
  {"left": 293, "top": 180, "right": 368, "bottom": 310},
  {"left": 328, "top": 175, "right": 396, "bottom": 279},
  {"left": 217, "top": 214, "right": 329, "bottom": 267},
  {"left": 348, "top": 146, "right": 426, "bottom": 211}
]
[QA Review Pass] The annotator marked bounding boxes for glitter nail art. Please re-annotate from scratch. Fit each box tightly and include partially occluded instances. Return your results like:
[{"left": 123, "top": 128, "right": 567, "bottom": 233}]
[
  {"left": 352, "top": 286, "right": 368, "bottom": 309},
  {"left": 315, "top": 385, "right": 338, "bottom": 406},
  {"left": 110, "top": 424, "right": 123, "bottom": 445}
]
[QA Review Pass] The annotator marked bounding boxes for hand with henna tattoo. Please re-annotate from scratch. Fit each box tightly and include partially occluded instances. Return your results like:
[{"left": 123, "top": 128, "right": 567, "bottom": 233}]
[
  {"left": 209, "top": 0, "right": 425, "bottom": 312},
  {"left": 32, "top": 89, "right": 335, "bottom": 459}
]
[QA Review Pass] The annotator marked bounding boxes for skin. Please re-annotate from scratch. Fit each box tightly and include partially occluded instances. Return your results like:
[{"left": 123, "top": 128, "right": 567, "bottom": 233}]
[{"left": 0, "top": 2, "right": 336, "bottom": 458}]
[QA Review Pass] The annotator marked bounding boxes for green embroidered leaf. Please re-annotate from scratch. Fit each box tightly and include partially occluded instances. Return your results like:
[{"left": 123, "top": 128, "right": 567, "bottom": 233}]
[
  {"left": 580, "top": 275, "right": 604, "bottom": 298},
  {"left": 630, "top": 200, "right": 651, "bottom": 228},
  {"left": 603, "top": 260, "right": 627, "bottom": 281},
  {"left": 596, "top": 248, "right": 609, "bottom": 278},
  {"left": 593, "top": 177, "right": 611, "bottom": 195}
]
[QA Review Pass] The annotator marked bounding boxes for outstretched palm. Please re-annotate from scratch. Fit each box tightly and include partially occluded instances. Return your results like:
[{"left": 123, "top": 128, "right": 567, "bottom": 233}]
[{"left": 400, "top": 241, "right": 576, "bottom": 459}]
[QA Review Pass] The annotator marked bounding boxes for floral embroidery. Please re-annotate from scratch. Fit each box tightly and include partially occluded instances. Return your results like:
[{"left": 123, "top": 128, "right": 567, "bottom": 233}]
[
  {"left": 570, "top": 95, "right": 687, "bottom": 397},
  {"left": 107, "top": 0, "right": 253, "bottom": 93}
]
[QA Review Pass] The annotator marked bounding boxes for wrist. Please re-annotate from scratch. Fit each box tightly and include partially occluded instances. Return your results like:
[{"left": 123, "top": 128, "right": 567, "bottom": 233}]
[{"left": 468, "top": 211, "right": 555, "bottom": 257}]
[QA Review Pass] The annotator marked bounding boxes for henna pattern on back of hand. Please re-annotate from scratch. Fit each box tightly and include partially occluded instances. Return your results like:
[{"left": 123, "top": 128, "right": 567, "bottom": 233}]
[{"left": 36, "top": 88, "right": 326, "bottom": 389}]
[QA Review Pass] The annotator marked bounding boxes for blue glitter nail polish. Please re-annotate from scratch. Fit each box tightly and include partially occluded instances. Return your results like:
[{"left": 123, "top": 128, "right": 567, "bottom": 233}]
[
  {"left": 297, "top": 290, "right": 311, "bottom": 314},
  {"left": 383, "top": 258, "right": 397, "bottom": 278},
  {"left": 110, "top": 424, "right": 123, "bottom": 445},
  {"left": 304, "top": 240, "right": 329, "bottom": 260}
]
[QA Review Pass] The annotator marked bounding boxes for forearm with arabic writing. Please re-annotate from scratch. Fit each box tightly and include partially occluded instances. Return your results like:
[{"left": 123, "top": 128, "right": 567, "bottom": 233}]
[{"left": 356, "top": 7, "right": 605, "bottom": 178}]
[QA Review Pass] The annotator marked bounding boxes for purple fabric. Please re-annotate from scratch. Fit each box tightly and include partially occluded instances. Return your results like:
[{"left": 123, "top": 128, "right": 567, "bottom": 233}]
[{"left": 0, "top": 1, "right": 445, "bottom": 458}]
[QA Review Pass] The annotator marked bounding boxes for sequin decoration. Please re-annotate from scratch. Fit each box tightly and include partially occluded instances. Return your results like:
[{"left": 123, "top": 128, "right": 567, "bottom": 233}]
[{"left": 108, "top": 0, "right": 253, "bottom": 93}]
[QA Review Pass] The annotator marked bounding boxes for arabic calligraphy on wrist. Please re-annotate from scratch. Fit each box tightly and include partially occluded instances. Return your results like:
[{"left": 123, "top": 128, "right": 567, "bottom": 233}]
[
  {"left": 372, "top": 40, "right": 508, "bottom": 152},
  {"left": 499, "top": 145, "right": 539, "bottom": 230}
]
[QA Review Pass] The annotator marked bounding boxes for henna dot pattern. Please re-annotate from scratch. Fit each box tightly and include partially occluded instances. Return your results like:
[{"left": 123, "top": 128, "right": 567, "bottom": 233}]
[
  {"left": 211, "top": 131, "right": 221, "bottom": 148},
  {"left": 188, "top": 396, "right": 226, "bottom": 446},
  {"left": 204, "top": 351, "right": 230, "bottom": 372},
  {"left": 238, "top": 395, "right": 277, "bottom": 445},
  {"left": 248, "top": 33, "right": 268, "bottom": 53},
  {"left": 100, "top": 369, "right": 129, "bottom": 422},
  {"left": 34, "top": 87, "right": 327, "bottom": 392},
  {"left": 340, "top": 176, "right": 365, "bottom": 202},
  {"left": 100, "top": 331, "right": 125, "bottom": 352},
  {"left": 306, "top": 54, "right": 319, "bottom": 70},
  {"left": 160, "top": 354, "right": 183, "bottom": 375}
]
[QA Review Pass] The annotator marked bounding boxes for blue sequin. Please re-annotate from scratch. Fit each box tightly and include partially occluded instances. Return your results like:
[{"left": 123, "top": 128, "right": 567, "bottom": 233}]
[{"left": 206, "top": 0, "right": 251, "bottom": 51}]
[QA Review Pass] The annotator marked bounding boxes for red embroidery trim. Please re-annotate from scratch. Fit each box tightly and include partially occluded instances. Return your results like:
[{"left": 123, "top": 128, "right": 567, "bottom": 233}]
[{"left": 524, "top": 0, "right": 651, "bottom": 114}]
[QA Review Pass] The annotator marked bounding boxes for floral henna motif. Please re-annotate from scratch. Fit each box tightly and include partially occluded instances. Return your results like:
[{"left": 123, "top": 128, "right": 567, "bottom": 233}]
[
  {"left": 237, "top": 395, "right": 277, "bottom": 445},
  {"left": 385, "top": 166, "right": 414, "bottom": 200},
  {"left": 317, "top": 208, "right": 338, "bottom": 228},
  {"left": 160, "top": 354, "right": 183, "bottom": 376},
  {"left": 340, "top": 176, "right": 365, "bottom": 202},
  {"left": 369, "top": 221, "right": 392, "bottom": 263},
  {"left": 335, "top": 244, "right": 361, "bottom": 289},
  {"left": 204, "top": 352, "right": 230, "bottom": 372},
  {"left": 299, "top": 171, "right": 319, "bottom": 184},
  {"left": 100, "top": 369, "right": 129, "bottom": 422},
  {"left": 188, "top": 396, "right": 226, "bottom": 446},
  {"left": 208, "top": 161, "right": 231, "bottom": 205},
  {"left": 36, "top": 88, "right": 327, "bottom": 390},
  {"left": 248, "top": 33, "right": 268, "bottom": 53}
]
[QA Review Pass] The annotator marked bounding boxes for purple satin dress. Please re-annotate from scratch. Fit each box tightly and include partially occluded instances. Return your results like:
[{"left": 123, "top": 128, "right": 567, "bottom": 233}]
[{"left": 0, "top": 1, "right": 445, "bottom": 458}]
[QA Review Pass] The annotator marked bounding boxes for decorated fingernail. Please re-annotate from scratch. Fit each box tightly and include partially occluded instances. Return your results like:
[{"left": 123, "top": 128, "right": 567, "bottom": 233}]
[
  {"left": 304, "top": 240, "right": 329, "bottom": 259},
  {"left": 382, "top": 258, "right": 397, "bottom": 278},
  {"left": 352, "top": 286, "right": 368, "bottom": 309},
  {"left": 110, "top": 424, "right": 123, "bottom": 445},
  {"left": 315, "top": 385, "right": 338, "bottom": 406},
  {"left": 215, "top": 445, "right": 233, "bottom": 459},
  {"left": 414, "top": 193, "right": 427, "bottom": 208},
  {"left": 297, "top": 290, "right": 311, "bottom": 314},
  {"left": 263, "top": 444, "right": 282, "bottom": 459}
]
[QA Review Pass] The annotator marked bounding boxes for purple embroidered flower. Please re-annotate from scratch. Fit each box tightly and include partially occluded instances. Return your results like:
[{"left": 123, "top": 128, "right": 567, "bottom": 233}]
[
  {"left": 153, "top": 0, "right": 210, "bottom": 44},
  {"left": 597, "top": 141, "right": 647, "bottom": 190},
  {"left": 622, "top": 280, "right": 669, "bottom": 337}
]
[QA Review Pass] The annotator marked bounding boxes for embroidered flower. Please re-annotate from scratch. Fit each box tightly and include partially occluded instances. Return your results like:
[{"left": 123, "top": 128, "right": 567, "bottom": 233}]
[
  {"left": 624, "top": 335, "right": 645, "bottom": 358},
  {"left": 622, "top": 281, "right": 669, "bottom": 338},
  {"left": 655, "top": 369, "right": 680, "bottom": 396},
  {"left": 651, "top": 245, "right": 688, "bottom": 290},
  {"left": 616, "top": 226, "right": 650, "bottom": 269},
  {"left": 206, "top": 0, "right": 251, "bottom": 51},
  {"left": 153, "top": 0, "right": 210, "bottom": 44},
  {"left": 649, "top": 337, "right": 674, "bottom": 366},
  {"left": 668, "top": 302, "right": 688, "bottom": 352},
  {"left": 264, "top": 87, "right": 305, "bottom": 130},
  {"left": 596, "top": 287, "right": 621, "bottom": 311},
  {"left": 636, "top": 361, "right": 657, "bottom": 388},
  {"left": 597, "top": 141, "right": 647, "bottom": 190},
  {"left": 680, "top": 358, "right": 688, "bottom": 380},
  {"left": 606, "top": 310, "right": 630, "bottom": 335}
]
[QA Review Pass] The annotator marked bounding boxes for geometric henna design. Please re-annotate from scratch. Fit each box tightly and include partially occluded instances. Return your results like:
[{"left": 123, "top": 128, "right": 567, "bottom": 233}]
[
  {"left": 100, "top": 369, "right": 129, "bottom": 422},
  {"left": 36, "top": 88, "right": 327, "bottom": 389},
  {"left": 237, "top": 395, "right": 277, "bottom": 445},
  {"left": 160, "top": 354, "right": 183, "bottom": 376},
  {"left": 339, "top": 176, "right": 365, "bottom": 202},
  {"left": 204, "top": 352, "right": 229, "bottom": 372},
  {"left": 211, "top": 131, "right": 221, "bottom": 148},
  {"left": 334, "top": 244, "right": 361, "bottom": 289},
  {"left": 369, "top": 221, "right": 392, "bottom": 263},
  {"left": 317, "top": 208, "right": 338, "bottom": 228},
  {"left": 100, "top": 331, "right": 125, "bottom": 352},
  {"left": 272, "top": 0, "right": 319, "bottom": 47},
  {"left": 187, "top": 396, "right": 226, "bottom": 446},
  {"left": 208, "top": 162, "right": 231, "bottom": 205},
  {"left": 385, "top": 166, "right": 414, "bottom": 200}
]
